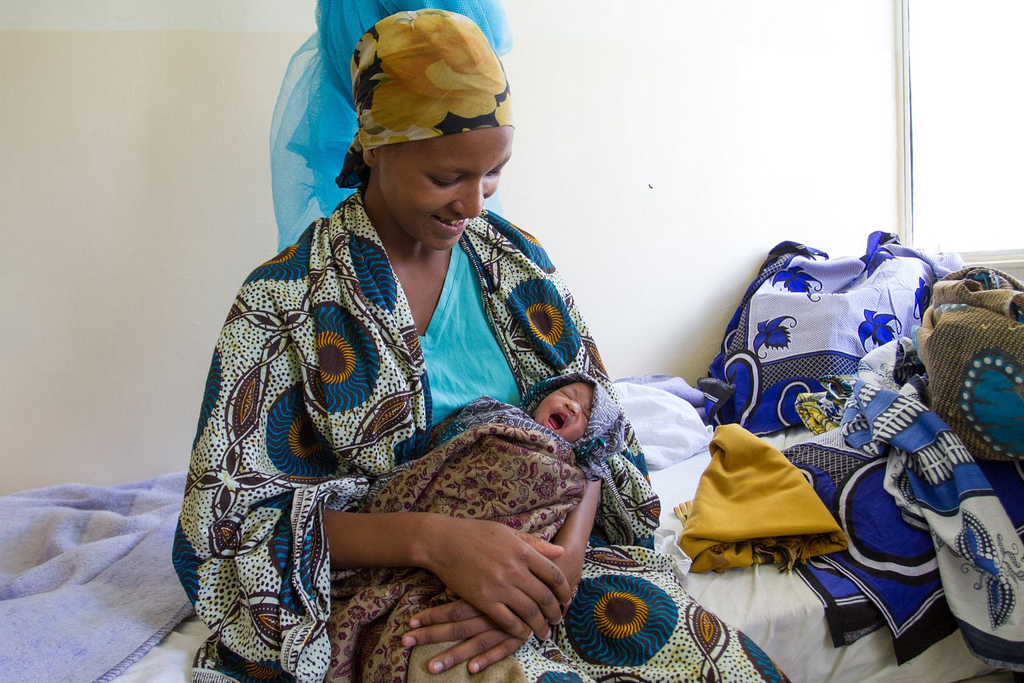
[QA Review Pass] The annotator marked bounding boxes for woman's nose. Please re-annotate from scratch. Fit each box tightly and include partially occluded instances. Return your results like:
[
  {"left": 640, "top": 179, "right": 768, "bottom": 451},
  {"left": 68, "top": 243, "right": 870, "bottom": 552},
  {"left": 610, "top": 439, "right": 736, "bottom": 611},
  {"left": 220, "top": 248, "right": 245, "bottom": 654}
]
[{"left": 453, "top": 180, "right": 485, "bottom": 217}]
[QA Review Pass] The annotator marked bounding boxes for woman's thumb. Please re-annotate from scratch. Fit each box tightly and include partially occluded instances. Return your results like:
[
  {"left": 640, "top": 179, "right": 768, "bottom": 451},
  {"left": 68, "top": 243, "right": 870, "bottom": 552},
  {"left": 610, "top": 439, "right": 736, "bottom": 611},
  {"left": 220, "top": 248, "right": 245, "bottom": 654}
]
[{"left": 514, "top": 530, "right": 565, "bottom": 558}]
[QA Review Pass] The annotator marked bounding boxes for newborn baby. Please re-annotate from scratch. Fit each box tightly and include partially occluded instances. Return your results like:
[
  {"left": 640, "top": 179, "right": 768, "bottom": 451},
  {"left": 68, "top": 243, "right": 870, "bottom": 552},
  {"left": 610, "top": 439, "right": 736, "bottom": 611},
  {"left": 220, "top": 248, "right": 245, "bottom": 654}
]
[{"left": 436, "top": 372, "right": 627, "bottom": 480}]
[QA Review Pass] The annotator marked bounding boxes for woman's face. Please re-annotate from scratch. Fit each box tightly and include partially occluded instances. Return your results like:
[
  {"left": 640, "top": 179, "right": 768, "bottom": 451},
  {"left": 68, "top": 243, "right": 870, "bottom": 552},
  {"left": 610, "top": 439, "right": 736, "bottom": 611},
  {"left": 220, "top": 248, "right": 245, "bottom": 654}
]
[
  {"left": 362, "top": 126, "right": 514, "bottom": 256},
  {"left": 532, "top": 382, "right": 594, "bottom": 443}
]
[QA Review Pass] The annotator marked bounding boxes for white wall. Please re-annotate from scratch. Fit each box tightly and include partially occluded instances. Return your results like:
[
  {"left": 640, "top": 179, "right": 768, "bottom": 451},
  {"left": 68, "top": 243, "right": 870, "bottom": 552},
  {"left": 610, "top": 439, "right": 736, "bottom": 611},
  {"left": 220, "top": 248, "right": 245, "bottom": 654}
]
[{"left": 0, "top": 0, "right": 899, "bottom": 493}]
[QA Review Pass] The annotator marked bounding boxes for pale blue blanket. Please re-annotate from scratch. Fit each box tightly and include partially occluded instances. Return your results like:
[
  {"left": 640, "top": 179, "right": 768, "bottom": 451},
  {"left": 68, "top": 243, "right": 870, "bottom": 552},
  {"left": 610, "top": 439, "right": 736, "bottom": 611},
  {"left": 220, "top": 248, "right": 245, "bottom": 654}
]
[{"left": 0, "top": 472, "right": 192, "bottom": 682}]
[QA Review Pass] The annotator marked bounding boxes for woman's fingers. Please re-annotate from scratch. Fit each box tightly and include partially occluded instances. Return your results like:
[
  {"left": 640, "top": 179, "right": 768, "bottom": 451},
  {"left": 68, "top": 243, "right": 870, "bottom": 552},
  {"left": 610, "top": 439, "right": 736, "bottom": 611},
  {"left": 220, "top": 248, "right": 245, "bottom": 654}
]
[
  {"left": 483, "top": 590, "right": 545, "bottom": 641},
  {"left": 422, "top": 629, "right": 528, "bottom": 675},
  {"left": 425, "top": 519, "right": 570, "bottom": 640},
  {"left": 465, "top": 634, "right": 531, "bottom": 675},
  {"left": 517, "top": 565, "right": 565, "bottom": 627},
  {"left": 521, "top": 543, "right": 571, "bottom": 624},
  {"left": 408, "top": 600, "right": 482, "bottom": 629},
  {"left": 403, "top": 611, "right": 493, "bottom": 647}
]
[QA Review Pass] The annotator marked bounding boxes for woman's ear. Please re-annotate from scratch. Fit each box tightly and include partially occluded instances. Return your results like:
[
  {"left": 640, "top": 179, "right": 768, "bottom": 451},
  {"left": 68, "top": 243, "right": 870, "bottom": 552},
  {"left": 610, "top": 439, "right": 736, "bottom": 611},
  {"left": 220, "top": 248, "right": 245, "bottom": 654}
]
[{"left": 362, "top": 147, "right": 379, "bottom": 169}]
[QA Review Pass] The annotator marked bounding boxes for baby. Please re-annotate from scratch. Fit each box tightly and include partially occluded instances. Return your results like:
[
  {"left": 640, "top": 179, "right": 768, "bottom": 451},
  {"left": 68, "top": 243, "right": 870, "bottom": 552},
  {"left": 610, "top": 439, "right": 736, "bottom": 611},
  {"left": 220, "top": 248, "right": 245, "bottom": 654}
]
[
  {"left": 336, "top": 374, "right": 627, "bottom": 675},
  {"left": 437, "top": 372, "right": 627, "bottom": 480}
]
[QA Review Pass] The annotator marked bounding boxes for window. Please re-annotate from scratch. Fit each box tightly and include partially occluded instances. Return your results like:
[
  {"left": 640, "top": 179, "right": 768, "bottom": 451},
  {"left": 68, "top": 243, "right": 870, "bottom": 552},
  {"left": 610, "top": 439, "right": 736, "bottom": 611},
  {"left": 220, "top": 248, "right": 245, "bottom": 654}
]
[{"left": 900, "top": 0, "right": 1023, "bottom": 275}]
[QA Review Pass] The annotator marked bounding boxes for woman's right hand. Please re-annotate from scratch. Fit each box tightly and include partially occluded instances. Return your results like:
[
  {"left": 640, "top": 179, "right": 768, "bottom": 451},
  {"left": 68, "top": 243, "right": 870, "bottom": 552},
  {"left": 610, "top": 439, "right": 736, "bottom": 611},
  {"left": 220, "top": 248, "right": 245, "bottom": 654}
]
[
  {"left": 403, "top": 600, "right": 527, "bottom": 675},
  {"left": 422, "top": 516, "right": 571, "bottom": 643}
]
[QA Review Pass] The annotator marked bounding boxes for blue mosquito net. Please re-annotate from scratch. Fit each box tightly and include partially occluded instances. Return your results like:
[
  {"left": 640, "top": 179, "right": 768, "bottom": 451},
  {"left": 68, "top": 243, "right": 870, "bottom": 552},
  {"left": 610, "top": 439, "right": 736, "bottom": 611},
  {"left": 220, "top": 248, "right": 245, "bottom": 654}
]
[{"left": 270, "top": 0, "right": 513, "bottom": 250}]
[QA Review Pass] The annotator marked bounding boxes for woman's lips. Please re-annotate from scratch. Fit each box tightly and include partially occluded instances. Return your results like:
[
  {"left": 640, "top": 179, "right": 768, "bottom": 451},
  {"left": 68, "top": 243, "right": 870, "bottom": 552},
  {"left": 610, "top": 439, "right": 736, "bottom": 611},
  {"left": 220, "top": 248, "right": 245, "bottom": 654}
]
[{"left": 432, "top": 215, "right": 466, "bottom": 235}]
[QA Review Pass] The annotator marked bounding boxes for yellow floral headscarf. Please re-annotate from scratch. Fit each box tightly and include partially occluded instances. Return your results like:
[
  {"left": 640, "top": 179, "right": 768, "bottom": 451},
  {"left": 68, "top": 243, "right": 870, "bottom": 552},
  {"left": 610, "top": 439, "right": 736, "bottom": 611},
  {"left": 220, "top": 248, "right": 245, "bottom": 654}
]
[{"left": 336, "top": 9, "right": 513, "bottom": 188}]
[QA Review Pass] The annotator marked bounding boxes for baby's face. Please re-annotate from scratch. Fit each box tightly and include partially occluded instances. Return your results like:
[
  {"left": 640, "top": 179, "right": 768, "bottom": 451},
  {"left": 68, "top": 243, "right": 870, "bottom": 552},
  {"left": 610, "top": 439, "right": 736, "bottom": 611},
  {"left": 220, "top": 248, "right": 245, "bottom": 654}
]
[{"left": 532, "top": 382, "right": 594, "bottom": 443}]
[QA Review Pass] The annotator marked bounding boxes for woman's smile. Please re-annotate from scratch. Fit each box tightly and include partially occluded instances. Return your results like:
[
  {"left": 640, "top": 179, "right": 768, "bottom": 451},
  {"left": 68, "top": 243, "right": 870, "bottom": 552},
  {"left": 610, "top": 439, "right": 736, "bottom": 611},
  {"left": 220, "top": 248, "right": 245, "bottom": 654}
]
[
  {"left": 432, "top": 215, "right": 467, "bottom": 236},
  {"left": 361, "top": 127, "right": 513, "bottom": 258}
]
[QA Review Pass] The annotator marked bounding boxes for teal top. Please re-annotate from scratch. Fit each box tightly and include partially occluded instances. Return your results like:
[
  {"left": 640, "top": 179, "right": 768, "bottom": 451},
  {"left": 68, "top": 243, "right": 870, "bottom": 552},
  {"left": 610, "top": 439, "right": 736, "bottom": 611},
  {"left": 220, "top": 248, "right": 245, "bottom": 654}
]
[{"left": 421, "top": 244, "right": 521, "bottom": 427}]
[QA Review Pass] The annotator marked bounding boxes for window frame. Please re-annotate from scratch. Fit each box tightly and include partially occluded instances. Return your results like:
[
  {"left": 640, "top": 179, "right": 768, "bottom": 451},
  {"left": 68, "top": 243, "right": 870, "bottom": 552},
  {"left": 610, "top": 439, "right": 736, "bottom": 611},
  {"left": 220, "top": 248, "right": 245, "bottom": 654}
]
[{"left": 896, "top": 0, "right": 1024, "bottom": 279}]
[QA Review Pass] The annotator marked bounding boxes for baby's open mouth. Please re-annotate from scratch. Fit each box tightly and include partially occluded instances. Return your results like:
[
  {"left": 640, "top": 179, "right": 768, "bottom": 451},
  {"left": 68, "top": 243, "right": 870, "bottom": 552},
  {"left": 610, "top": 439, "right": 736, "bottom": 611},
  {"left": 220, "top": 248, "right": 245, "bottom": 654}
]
[{"left": 548, "top": 413, "right": 565, "bottom": 430}]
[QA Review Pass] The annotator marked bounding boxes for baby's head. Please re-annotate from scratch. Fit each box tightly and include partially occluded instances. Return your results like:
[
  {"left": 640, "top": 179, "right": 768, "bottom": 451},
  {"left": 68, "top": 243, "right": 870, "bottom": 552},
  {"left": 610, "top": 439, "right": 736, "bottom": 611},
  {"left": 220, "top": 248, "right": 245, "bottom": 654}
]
[
  {"left": 524, "top": 373, "right": 626, "bottom": 469},
  {"left": 531, "top": 381, "right": 594, "bottom": 443}
]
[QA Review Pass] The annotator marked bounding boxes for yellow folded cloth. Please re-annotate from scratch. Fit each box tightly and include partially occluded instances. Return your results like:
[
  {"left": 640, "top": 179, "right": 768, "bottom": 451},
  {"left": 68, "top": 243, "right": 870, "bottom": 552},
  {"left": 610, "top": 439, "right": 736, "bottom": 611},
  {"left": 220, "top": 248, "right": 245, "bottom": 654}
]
[{"left": 678, "top": 424, "right": 847, "bottom": 573}]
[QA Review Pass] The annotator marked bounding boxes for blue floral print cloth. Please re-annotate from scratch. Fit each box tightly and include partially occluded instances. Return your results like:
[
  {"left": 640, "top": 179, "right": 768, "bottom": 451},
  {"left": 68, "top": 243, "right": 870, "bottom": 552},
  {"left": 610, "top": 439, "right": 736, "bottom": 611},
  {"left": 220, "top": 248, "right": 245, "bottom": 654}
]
[{"left": 702, "top": 231, "right": 963, "bottom": 435}]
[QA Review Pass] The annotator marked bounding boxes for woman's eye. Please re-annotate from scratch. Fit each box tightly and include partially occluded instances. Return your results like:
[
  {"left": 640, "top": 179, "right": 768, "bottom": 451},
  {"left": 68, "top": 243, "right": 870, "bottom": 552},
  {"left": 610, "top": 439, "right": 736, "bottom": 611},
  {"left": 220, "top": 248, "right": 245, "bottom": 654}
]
[{"left": 430, "top": 176, "right": 457, "bottom": 187}]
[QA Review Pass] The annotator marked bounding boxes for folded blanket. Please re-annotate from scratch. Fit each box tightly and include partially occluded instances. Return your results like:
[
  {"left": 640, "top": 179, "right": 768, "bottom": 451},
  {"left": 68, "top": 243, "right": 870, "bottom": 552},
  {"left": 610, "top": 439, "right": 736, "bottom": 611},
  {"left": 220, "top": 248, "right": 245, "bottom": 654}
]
[
  {"left": 677, "top": 424, "right": 846, "bottom": 573},
  {"left": 0, "top": 472, "right": 192, "bottom": 683},
  {"left": 615, "top": 374, "right": 706, "bottom": 419}
]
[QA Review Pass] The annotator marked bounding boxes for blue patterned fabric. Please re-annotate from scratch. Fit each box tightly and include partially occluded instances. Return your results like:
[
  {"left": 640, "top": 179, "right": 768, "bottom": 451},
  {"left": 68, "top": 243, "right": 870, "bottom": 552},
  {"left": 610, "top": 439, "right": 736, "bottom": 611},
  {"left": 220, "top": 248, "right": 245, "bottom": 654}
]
[
  {"left": 842, "top": 381, "right": 1024, "bottom": 670},
  {"left": 701, "top": 232, "right": 962, "bottom": 435},
  {"left": 564, "top": 574, "right": 678, "bottom": 667},
  {"left": 787, "top": 393, "right": 1024, "bottom": 669}
]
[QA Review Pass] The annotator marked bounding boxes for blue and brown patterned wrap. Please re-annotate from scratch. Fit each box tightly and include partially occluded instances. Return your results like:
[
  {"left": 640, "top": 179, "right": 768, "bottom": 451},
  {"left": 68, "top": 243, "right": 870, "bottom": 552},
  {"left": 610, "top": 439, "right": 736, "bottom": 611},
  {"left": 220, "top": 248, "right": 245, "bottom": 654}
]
[
  {"left": 336, "top": 9, "right": 512, "bottom": 188},
  {"left": 915, "top": 267, "right": 1024, "bottom": 461},
  {"left": 173, "top": 194, "right": 662, "bottom": 680}
]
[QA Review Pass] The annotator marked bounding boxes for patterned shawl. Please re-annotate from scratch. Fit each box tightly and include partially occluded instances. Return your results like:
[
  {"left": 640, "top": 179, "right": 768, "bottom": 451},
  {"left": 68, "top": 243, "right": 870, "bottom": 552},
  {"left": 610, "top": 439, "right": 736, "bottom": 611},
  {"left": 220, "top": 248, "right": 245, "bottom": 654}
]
[
  {"left": 789, "top": 384, "right": 1024, "bottom": 670},
  {"left": 915, "top": 266, "right": 1024, "bottom": 461},
  {"left": 173, "top": 193, "right": 658, "bottom": 681},
  {"left": 842, "top": 380, "right": 1024, "bottom": 670}
]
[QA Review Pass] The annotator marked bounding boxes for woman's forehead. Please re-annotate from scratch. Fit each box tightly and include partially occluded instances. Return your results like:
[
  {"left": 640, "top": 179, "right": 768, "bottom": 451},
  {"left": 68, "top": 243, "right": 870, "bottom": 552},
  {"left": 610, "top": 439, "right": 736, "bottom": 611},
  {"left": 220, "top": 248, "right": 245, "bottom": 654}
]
[{"left": 381, "top": 126, "right": 513, "bottom": 170}]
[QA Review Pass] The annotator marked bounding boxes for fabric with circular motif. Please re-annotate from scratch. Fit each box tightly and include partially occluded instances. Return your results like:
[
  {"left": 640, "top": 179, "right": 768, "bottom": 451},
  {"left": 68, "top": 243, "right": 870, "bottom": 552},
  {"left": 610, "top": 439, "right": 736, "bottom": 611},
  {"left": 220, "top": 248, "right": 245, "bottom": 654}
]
[{"left": 506, "top": 278, "right": 581, "bottom": 371}]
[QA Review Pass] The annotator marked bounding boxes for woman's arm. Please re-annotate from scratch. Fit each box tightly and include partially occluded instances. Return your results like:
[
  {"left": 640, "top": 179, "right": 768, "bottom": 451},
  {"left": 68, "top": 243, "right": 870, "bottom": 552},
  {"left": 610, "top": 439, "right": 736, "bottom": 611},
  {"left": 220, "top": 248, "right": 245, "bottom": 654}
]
[
  {"left": 324, "top": 509, "right": 570, "bottom": 641},
  {"left": 400, "top": 479, "right": 601, "bottom": 675}
]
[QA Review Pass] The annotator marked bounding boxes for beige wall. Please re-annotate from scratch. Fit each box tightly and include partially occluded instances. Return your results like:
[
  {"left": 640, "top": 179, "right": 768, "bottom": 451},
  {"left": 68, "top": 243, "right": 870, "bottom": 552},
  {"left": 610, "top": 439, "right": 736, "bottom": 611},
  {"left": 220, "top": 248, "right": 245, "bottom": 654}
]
[{"left": 0, "top": 1, "right": 898, "bottom": 493}]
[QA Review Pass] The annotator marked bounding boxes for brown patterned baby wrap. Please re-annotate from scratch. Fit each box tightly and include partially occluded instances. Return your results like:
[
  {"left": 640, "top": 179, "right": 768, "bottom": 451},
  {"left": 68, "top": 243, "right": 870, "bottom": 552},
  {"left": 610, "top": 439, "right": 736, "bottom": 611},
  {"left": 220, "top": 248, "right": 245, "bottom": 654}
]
[
  {"left": 916, "top": 267, "right": 1024, "bottom": 461},
  {"left": 325, "top": 422, "right": 587, "bottom": 682}
]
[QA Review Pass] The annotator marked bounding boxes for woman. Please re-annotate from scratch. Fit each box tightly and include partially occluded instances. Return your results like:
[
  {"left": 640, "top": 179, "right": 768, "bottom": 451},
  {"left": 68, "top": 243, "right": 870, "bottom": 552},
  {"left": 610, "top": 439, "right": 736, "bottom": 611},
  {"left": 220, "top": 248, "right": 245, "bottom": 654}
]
[
  {"left": 270, "top": 0, "right": 512, "bottom": 250},
  {"left": 175, "top": 10, "right": 788, "bottom": 681}
]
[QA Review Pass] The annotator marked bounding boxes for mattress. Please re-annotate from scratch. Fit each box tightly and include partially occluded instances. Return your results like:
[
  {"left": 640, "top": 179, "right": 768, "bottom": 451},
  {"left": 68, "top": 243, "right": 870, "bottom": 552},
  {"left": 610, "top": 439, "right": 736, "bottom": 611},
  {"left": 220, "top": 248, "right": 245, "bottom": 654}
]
[
  {"left": 111, "top": 383, "right": 1009, "bottom": 682},
  {"left": 119, "top": 446, "right": 1004, "bottom": 682}
]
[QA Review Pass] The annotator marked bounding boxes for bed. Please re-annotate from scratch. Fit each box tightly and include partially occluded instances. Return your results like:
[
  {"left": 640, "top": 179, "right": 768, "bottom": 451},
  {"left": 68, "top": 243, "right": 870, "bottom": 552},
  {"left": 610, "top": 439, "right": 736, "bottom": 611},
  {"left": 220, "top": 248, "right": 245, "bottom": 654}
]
[{"left": 1, "top": 373, "right": 1015, "bottom": 683}]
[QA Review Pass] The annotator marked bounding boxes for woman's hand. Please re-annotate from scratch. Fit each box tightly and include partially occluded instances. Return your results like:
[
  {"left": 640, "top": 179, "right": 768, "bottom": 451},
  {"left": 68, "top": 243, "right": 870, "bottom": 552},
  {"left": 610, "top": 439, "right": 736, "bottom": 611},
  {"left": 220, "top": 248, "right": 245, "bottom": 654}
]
[
  {"left": 422, "top": 517, "right": 570, "bottom": 644},
  {"left": 407, "top": 481, "right": 602, "bottom": 675},
  {"left": 402, "top": 601, "right": 527, "bottom": 675}
]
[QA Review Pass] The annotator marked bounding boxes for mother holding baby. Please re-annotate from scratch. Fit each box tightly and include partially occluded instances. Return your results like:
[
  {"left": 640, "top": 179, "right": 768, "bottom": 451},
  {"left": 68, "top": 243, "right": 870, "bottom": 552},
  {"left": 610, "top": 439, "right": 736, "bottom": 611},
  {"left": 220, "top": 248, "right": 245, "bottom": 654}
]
[{"left": 175, "top": 5, "right": 787, "bottom": 681}]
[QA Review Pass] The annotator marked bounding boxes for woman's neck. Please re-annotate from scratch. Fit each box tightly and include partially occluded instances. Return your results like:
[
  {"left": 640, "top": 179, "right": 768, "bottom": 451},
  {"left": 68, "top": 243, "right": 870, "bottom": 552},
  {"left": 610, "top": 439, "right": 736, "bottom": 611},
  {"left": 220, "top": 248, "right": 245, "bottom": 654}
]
[{"left": 390, "top": 248, "right": 453, "bottom": 336}]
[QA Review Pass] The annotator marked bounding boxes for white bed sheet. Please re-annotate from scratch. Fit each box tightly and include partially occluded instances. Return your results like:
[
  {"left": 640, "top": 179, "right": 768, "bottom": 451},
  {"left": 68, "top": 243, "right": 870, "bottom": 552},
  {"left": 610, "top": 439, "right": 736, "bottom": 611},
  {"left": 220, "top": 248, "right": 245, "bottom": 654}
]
[{"left": 125, "top": 429, "right": 1008, "bottom": 682}]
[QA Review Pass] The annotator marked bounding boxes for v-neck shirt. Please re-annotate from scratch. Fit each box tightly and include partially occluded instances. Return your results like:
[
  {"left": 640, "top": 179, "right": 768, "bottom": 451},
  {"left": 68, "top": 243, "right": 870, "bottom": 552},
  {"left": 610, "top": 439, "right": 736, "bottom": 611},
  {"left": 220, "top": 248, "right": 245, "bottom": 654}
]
[{"left": 419, "top": 244, "right": 521, "bottom": 428}]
